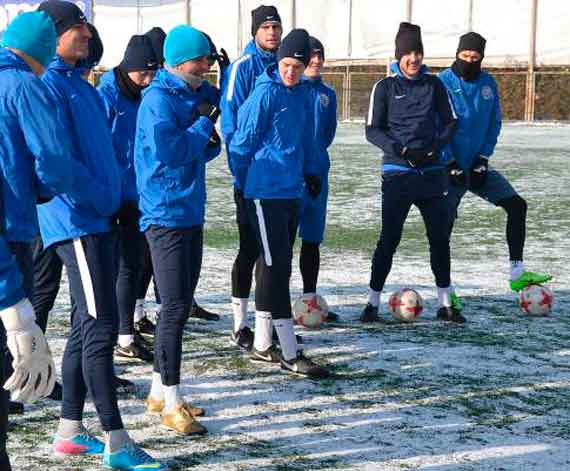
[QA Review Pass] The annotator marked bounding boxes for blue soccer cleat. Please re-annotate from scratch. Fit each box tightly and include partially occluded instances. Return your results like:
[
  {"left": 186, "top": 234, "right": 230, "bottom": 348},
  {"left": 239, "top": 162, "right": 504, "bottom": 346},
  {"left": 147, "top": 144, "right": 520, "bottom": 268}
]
[
  {"left": 103, "top": 440, "right": 169, "bottom": 470},
  {"left": 53, "top": 432, "right": 105, "bottom": 456}
]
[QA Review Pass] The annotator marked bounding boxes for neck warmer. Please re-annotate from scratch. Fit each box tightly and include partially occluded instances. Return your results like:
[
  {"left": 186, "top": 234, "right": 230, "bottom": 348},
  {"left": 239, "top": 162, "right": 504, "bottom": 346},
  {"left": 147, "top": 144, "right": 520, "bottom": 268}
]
[
  {"left": 115, "top": 66, "right": 144, "bottom": 101},
  {"left": 452, "top": 58, "right": 482, "bottom": 82},
  {"left": 165, "top": 64, "right": 203, "bottom": 90}
]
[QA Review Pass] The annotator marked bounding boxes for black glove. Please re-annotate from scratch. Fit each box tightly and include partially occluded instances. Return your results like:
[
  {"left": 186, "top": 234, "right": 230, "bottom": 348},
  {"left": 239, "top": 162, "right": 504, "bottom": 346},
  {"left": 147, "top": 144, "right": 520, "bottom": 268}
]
[
  {"left": 469, "top": 156, "right": 489, "bottom": 190},
  {"left": 304, "top": 174, "right": 322, "bottom": 199},
  {"left": 197, "top": 102, "right": 221, "bottom": 123},
  {"left": 447, "top": 160, "right": 466, "bottom": 187},
  {"left": 208, "top": 128, "right": 221, "bottom": 148},
  {"left": 114, "top": 201, "right": 140, "bottom": 227},
  {"left": 216, "top": 48, "right": 230, "bottom": 72},
  {"left": 402, "top": 146, "right": 436, "bottom": 168}
]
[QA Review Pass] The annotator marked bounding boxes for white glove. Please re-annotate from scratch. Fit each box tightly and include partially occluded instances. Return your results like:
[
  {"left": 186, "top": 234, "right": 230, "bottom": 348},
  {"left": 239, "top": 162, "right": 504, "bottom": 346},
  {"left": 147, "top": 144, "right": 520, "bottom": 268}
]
[{"left": 0, "top": 298, "right": 56, "bottom": 403}]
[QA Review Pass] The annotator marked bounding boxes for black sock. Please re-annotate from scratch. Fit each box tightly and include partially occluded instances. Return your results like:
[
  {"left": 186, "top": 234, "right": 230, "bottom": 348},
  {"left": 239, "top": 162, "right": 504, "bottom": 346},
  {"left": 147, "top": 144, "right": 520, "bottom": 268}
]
[{"left": 300, "top": 240, "right": 320, "bottom": 294}]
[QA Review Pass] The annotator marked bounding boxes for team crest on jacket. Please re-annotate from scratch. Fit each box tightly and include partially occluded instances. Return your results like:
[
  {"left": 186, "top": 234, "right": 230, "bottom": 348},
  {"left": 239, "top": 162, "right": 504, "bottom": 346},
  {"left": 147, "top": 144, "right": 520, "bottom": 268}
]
[
  {"left": 481, "top": 85, "right": 494, "bottom": 100},
  {"left": 319, "top": 93, "right": 330, "bottom": 107}
]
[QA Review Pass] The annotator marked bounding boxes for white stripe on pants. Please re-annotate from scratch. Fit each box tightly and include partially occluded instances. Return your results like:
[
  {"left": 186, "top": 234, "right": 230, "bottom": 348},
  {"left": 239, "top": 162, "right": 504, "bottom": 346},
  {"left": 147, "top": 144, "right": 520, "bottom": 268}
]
[
  {"left": 73, "top": 238, "right": 97, "bottom": 319},
  {"left": 254, "top": 200, "right": 272, "bottom": 267}
]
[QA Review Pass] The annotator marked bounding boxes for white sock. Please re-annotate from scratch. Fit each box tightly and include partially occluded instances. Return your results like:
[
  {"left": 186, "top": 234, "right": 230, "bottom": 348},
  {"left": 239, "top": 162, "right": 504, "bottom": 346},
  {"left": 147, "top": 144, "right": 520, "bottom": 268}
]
[
  {"left": 232, "top": 297, "right": 249, "bottom": 332},
  {"left": 438, "top": 286, "right": 452, "bottom": 307},
  {"left": 105, "top": 429, "right": 130, "bottom": 452},
  {"left": 57, "top": 418, "right": 83, "bottom": 439},
  {"left": 253, "top": 311, "right": 273, "bottom": 352},
  {"left": 163, "top": 384, "right": 181, "bottom": 412},
  {"left": 273, "top": 318, "right": 298, "bottom": 362},
  {"left": 149, "top": 372, "right": 163, "bottom": 400},
  {"left": 367, "top": 289, "right": 381, "bottom": 307},
  {"left": 133, "top": 299, "right": 145, "bottom": 323},
  {"left": 118, "top": 334, "right": 134, "bottom": 348},
  {"left": 510, "top": 261, "right": 525, "bottom": 280}
]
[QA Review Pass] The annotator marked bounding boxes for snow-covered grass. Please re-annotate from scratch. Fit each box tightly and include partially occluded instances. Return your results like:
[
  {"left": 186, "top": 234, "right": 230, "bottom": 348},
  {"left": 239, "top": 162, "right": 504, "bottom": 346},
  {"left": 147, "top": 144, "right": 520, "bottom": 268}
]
[{"left": 8, "top": 123, "right": 570, "bottom": 470}]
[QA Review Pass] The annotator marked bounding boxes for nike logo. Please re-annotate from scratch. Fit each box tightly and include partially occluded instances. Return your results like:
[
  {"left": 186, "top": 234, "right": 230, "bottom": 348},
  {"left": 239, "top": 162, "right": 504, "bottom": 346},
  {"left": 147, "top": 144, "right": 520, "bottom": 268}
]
[
  {"left": 280, "top": 107, "right": 288, "bottom": 112},
  {"left": 395, "top": 95, "right": 406, "bottom": 99},
  {"left": 118, "top": 111, "right": 126, "bottom": 116},
  {"left": 294, "top": 52, "right": 304, "bottom": 58},
  {"left": 443, "top": 191, "right": 449, "bottom": 196}
]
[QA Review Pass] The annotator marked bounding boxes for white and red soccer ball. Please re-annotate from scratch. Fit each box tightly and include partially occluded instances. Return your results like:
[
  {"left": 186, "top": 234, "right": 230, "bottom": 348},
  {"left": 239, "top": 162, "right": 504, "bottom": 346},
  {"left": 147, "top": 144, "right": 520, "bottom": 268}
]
[
  {"left": 388, "top": 288, "right": 423, "bottom": 322},
  {"left": 519, "top": 284, "right": 553, "bottom": 316},
  {"left": 293, "top": 294, "right": 329, "bottom": 328}
]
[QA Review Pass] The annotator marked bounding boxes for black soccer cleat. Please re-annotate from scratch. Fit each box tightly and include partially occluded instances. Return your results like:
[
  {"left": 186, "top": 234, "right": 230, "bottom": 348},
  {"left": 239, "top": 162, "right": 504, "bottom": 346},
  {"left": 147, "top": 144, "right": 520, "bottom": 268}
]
[
  {"left": 190, "top": 304, "right": 220, "bottom": 321},
  {"left": 280, "top": 351, "right": 330, "bottom": 379},
  {"left": 48, "top": 381, "right": 63, "bottom": 401},
  {"left": 272, "top": 329, "right": 303, "bottom": 344},
  {"left": 9, "top": 401, "right": 23, "bottom": 415},
  {"left": 135, "top": 316, "right": 156, "bottom": 337},
  {"left": 360, "top": 303, "right": 381, "bottom": 323},
  {"left": 250, "top": 345, "right": 282, "bottom": 364},
  {"left": 113, "top": 375, "right": 136, "bottom": 394},
  {"left": 326, "top": 311, "right": 340, "bottom": 322},
  {"left": 231, "top": 326, "right": 254, "bottom": 351},
  {"left": 436, "top": 306, "right": 466, "bottom": 324},
  {"left": 115, "top": 339, "right": 154, "bottom": 363}
]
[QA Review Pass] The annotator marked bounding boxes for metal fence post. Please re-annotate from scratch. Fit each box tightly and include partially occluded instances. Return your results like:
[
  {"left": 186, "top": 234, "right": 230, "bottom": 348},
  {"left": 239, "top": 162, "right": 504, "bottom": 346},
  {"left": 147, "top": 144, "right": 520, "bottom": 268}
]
[
  {"left": 185, "top": 0, "right": 192, "bottom": 25},
  {"left": 525, "top": 0, "right": 538, "bottom": 121},
  {"left": 406, "top": 0, "right": 413, "bottom": 22}
]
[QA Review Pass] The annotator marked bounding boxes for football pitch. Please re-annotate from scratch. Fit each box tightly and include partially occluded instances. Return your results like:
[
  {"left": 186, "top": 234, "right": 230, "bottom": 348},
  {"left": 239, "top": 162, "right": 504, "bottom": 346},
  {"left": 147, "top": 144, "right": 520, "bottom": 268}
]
[{"left": 9, "top": 123, "right": 570, "bottom": 470}]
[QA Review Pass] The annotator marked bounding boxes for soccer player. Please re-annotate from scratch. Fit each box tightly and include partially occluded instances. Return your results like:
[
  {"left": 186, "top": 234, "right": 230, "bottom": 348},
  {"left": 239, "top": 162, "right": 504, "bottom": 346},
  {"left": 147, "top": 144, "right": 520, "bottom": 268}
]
[
  {"left": 221, "top": 5, "right": 283, "bottom": 350},
  {"left": 37, "top": 1, "right": 166, "bottom": 469},
  {"left": 98, "top": 34, "right": 158, "bottom": 364},
  {"left": 363, "top": 22, "right": 463, "bottom": 323},
  {"left": 229, "top": 29, "right": 330, "bottom": 378},
  {"left": 439, "top": 32, "right": 552, "bottom": 292},
  {"left": 297, "top": 36, "right": 338, "bottom": 321},
  {"left": 135, "top": 25, "right": 219, "bottom": 435}
]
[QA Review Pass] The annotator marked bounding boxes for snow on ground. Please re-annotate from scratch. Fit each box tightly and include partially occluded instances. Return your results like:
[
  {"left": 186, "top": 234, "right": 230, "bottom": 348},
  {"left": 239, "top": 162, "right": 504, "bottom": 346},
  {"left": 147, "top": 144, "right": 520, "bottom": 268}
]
[{"left": 7, "top": 123, "right": 570, "bottom": 470}]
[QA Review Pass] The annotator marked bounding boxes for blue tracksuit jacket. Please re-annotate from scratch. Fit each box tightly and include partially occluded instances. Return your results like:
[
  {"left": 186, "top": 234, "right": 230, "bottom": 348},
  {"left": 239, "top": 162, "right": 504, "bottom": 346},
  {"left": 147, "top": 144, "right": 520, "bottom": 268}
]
[
  {"left": 439, "top": 68, "right": 502, "bottom": 170},
  {"left": 134, "top": 69, "right": 221, "bottom": 231},
  {"left": 366, "top": 62, "right": 458, "bottom": 174},
  {"left": 38, "top": 56, "right": 122, "bottom": 248},
  {"left": 228, "top": 65, "right": 319, "bottom": 200}
]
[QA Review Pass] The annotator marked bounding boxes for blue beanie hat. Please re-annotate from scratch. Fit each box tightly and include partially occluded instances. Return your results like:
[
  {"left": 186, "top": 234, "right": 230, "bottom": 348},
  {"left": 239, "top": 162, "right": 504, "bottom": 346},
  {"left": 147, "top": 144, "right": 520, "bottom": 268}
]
[
  {"left": 1, "top": 11, "right": 56, "bottom": 68},
  {"left": 164, "top": 25, "right": 210, "bottom": 67}
]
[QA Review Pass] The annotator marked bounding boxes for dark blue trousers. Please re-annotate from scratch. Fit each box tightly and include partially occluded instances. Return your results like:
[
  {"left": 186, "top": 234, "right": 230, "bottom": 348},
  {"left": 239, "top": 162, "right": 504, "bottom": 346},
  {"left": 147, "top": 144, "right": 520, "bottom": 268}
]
[
  {"left": 31, "top": 236, "right": 63, "bottom": 333},
  {"left": 370, "top": 170, "right": 452, "bottom": 291},
  {"left": 246, "top": 199, "right": 299, "bottom": 319},
  {"left": 56, "top": 232, "right": 123, "bottom": 431},
  {"left": 145, "top": 225, "right": 203, "bottom": 386}
]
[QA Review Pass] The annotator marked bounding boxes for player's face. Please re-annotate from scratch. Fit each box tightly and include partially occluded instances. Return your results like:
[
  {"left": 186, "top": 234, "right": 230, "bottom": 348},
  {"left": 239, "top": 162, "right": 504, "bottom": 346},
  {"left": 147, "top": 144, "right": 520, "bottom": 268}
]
[
  {"left": 399, "top": 51, "right": 423, "bottom": 79},
  {"left": 255, "top": 22, "right": 282, "bottom": 51},
  {"left": 176, "top": 55, "right": 211, "bottom": 77},
  {"left": 458, "top": 50, "right": 482, "bottom": 63},
  {"left": 57, "top": 23, "right": 91, "bottom": 65},
  {"left": 128, "top": 70, "right": 157, "bottom": 87},
  {"left": 304, "top": 52, "right": 324, "bottom": 78},
  {"left": 279, "top": 57, "right": 305, "bottom": 87}
]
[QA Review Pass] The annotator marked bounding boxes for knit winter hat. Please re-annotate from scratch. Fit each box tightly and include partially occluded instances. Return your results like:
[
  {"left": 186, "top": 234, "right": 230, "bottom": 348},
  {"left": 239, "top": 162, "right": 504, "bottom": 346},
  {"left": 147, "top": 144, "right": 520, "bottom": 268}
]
[
  {"left": 457, "top": 32, "right": 486, "bottom": 58},
  {"left": 120, "top": 35, "right": 158, "bottom": 72},
  {"left": 164, "top": 25, "right": 210, "bottom": 67},
  {"left": 145, "top": 26, "right": 166, "bottom": 66},
  {"left": 395, "top": 22, "right": 423, "bottom": 60},
  {"left": 277, "top": 28, "right": 310, "bottom": 66},
  {"left": 85, "top": 23, "right": 103, "bottom": 69},
  {"left": 309, "top": 36, "right": 325, "bottom": 60},
  {"left": 251, "top": 5, "right": 281, "bottom": 37},
  {"left": 1, "top": 11, "right": 56, "bottom": 67},
  {"left": 38, "top": 0, "right": 86, "bottom": 37}
]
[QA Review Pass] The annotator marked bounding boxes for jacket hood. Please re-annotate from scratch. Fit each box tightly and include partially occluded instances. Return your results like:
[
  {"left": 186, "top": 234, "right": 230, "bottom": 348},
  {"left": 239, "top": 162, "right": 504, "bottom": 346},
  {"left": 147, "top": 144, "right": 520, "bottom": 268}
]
[
  {"left": 390, "top": 60, "right": 428, "bottom": 79},
  {"left": 98, "top": 68, "right": 116, "bottom": 88},
  {"left": 243, "top": 39, "right": 276, "bottom": 65},
  {"left": 48, "top": 54, "right": 88, "bottom": 74},
  {"left": 255, "top": 63, "right": 308, "bottom": 91},
  {"left": 0, "top": 48, "right": 32, "bottom": 72}
]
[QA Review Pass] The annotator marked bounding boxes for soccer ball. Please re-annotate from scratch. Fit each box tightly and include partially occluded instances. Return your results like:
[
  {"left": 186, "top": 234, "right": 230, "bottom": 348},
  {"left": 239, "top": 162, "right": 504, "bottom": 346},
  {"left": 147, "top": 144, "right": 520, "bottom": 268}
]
[
  {"left": 519, "top": 284, "right": 553, "bottom": 316},
  {"left": 388, "top": 288, "right": 423, "bottom": 322},
  {"left": 293, "top": 294, "right": 329, "bottom": 328}
]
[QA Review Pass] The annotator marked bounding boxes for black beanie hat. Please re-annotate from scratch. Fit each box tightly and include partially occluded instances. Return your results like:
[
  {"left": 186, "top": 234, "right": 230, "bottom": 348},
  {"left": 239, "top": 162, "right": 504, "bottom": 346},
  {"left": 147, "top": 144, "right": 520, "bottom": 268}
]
[
  {"left": 251, "top": 5, "right": 281, "bottom": 37},
  {"left": 120, "top": 35, "right": 159, "bottom": 72},
  {"left": 85, "top": 23, "right": 103, "bottom": 69},
  {"left": 145, "top": 27, "right": 166, "bottom": 66},
  {"left": 38, "top": 0, "right": 86, "bottom": 36},
  {"left": 309, "top": 36, "right": 325, "bottom": 61},
  {"left": 277, "top": 28, "right": 310, "bottom": 67},
  {"left": 457, "top": 31, "right": 486, "bottom": 58},
  {"left": 395, "top": 22, "right": 423, "bottom": 60}
]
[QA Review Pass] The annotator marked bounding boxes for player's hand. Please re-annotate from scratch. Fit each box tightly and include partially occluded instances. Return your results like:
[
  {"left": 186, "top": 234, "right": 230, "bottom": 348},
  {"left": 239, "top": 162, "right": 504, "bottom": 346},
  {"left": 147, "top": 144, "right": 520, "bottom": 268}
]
[
  {"left": 447, "top": 160, "right": 466, "bottom": 186},
  {"left": 402, "top": 147, "right": 436, "bottom": 167},
  {"left": 217, "top": 48, "right": 230, "bottom": 71},
  {"left": 197, "top": 102, "right": 221, "bottom": 124},
  {"left": 208, "top": 128, "right": 221, "bottom": 148},
  {"left": 469, "top": 156, "right": 489, "bottom": 190},
  {"left": 114, "top": 200, "right": 140, "bottom": 227},
  {"left": 304, "top": 174, "right": 322, "bottom": 199},
  {"left": 0, "top": 299, "right": 56, "bottom": 403}
]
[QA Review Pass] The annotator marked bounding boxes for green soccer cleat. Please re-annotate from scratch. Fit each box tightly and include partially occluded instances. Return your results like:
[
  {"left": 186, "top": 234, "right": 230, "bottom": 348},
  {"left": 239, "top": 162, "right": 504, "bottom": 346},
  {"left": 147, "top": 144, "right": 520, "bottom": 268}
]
[
  {"left": 450, "top": 293, "right": 463, "bottom": 311},
  {"left": 510, "top": 271, "right": 552, "bottom": 292}
]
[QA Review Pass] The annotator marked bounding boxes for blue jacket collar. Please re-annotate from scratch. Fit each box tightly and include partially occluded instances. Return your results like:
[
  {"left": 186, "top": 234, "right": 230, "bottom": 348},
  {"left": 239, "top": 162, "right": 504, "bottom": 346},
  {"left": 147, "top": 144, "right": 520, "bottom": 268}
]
[
  {"left": 0, "top": 48, "right": 31, "bottom": 72},
  {"left": 147, "top": 68, "right": 205, "bottom": 97},
  {"left": 48, "top": 55, "right": 87, "bottom": 74},
  {"left": 244, "top": 39, "right": 276, "bottom": 64},
  {"left": 390, "top": 61, "right": 428, "bottom": 80}
]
